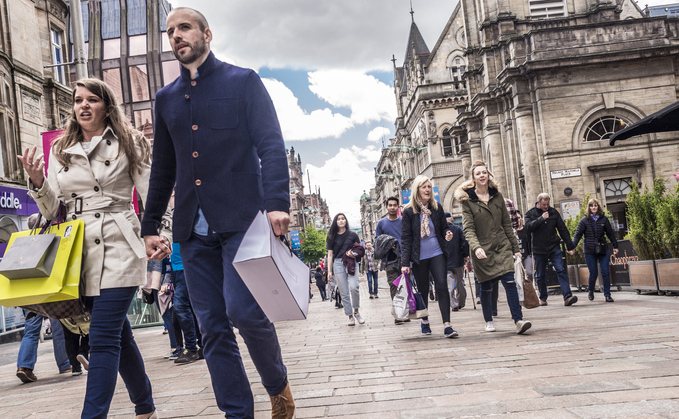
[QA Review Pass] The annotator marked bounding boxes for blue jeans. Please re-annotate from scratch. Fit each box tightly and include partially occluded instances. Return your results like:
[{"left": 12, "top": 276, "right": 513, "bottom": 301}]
[
  {"left": 480, "top": 272, "right": 523, "bottom": 323},
  {"left": 17, "top": 313, "right": 70, "bottom": 371},
  {"left": 534, "top": 249, "right": 572, "bottom": 301},
  {"left": 172, "top": 270, "right": 198, "bottom": 351},
  {"left": 333, "top": 259, "right": 360, "bottom": 317},
  {"left": 181, "top": 231, "right": 288, "bottom": 418},
  {"left": 316, "top": 283, "right": 327, "bottom": 300},
  {"left": 366, "top": 270, "right": 379, "bottom": 295},
  {"left": 585, "top": 252, "right": 611, "bottom": 296},
  {"left": 82, "top": 287, "right": 154, "bottom": 419}
]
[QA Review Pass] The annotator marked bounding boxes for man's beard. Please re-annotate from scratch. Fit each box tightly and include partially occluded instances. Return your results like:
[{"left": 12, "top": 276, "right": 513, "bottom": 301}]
[{"left": 174, "top": 39, "right": 208, "bottom": 65}]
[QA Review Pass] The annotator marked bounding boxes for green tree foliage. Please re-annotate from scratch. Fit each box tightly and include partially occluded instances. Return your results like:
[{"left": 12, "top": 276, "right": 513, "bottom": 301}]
[
  {"left": 300, "top": 224, "right": 327, "bottom": 263},
  {"left": 625, "top": 177, "right": 667, "bottom": 261},
  {"left": 656, "top": 183, "right": 679, "bottom": 259}
]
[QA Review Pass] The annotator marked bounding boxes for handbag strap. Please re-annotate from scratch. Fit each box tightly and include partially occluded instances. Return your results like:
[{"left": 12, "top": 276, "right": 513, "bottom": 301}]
[{"left": 516, "top": 258, "right": 527, "bottom": 280}]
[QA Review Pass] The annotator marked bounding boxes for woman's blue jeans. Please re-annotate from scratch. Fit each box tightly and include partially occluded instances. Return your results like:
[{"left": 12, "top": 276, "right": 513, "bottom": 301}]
[
  {"left": 585, "top": 252, "right": 611, "bottom": 297},
  {"left": 480, "top": 272, "right": 523, "bottom": 323},
  {"left": 82, "top": 287, "right": 154, "bottom": 418}
]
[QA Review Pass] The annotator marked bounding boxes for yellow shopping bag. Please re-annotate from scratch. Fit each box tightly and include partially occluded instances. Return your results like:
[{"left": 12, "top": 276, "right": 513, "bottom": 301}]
[{"left": 0, "top": 220, "right": 84, "bottom": 307}]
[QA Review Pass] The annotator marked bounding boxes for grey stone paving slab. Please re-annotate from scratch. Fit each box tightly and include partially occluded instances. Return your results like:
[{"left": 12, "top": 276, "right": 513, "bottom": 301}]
[
  {"left": 567, "top": 399, "right": 679, "bottom": 418},
  {"left": 535, "top": 380, "right": 639, "bottom": 396}
]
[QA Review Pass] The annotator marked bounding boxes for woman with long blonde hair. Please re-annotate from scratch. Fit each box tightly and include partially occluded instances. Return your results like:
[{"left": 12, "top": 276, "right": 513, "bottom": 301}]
[
  {"left": 401, "top": 175, "right": 457, "bottom": 338},
  {"left": 19, "top": 78, "right": 171, "bottom": 419}
]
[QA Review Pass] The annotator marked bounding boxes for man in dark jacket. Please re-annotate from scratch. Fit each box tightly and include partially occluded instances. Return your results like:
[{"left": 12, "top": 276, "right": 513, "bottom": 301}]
[
  {"left": 524, "top": 193, "right": 577, "bottom": 306},
  {"left": 445, "top": 214, "right": 469, "bottom": 311}
]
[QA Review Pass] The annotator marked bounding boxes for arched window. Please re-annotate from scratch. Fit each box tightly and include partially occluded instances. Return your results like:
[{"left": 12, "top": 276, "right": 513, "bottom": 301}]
[
  {"left": 441, "top": 128, "right": 454, "bottom": 157},
  {"left": 582, "top": 115, "right": 629, "bottom": 142}
]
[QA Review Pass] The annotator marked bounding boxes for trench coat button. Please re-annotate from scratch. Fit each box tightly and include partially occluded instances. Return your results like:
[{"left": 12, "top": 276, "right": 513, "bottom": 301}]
[
  {"left": 95, "top": 213, "right": 101, "bottom": 218},
  {"left": 185, "top": 94, "right": 190, "bottom": 100},
  {"left": 95, "top": 239, "right": 101, "bottom": 245},
  {"left": 192, "top": 125, "right": 198, "bottom": 131},
  {"left": 191, "top": 81, "right": 197, "bottom": 87},
  {"left": 106, "top": 140, "right": 111, "bottom": 145},
  {"left": 192, "top": 151, "right": 199, "bottom": 158},
  {"left": 64, "top": 167, "right": 69, "bottom": 172},
  {"left": 105, "top": 160, "right": 110, "bottom": 166},
  {"left": 195, "top": 179, "right": 202, "bottom": 186},
  {"left": 94, "top": 186, "right": 100, "bottom": 192},
  {"left": 72, "top": 214, "right": 77, "bottom": 220},
  {"left": 71, "top": 193, "right": 77, "bottom": 198}
]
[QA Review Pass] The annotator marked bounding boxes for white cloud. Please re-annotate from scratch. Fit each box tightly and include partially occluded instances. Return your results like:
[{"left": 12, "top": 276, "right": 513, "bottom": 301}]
[
  {"left": 367, "top": 126, "right": 392, "bottom": 143},
  {"left": 306, "top": 145, "right": 381, "bottom": 227},
  {"left": 262, "top": 78, "right": 354, "bottom": 141},
  {"left": 308, "top": 71, "right": 397, "bottom": 124},
  {"left": 170, "top": 0, "right": 455, "bottom": 72}
]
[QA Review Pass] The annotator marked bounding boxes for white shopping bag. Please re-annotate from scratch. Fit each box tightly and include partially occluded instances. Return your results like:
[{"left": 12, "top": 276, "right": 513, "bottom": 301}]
[
  {"left": 391, "top": 274, "right": 409, "bottom": 321},
  {"left": 233, "top": 211, "right": 309, "bottom": 322},
  {"left": 515, "top": 258, "right": 525, "bottom": 302}
]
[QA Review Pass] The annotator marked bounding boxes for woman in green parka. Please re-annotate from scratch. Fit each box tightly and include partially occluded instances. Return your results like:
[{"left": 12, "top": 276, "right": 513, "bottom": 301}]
[{"left": 455, "top": 161, "right": 532, "bottom": 334}]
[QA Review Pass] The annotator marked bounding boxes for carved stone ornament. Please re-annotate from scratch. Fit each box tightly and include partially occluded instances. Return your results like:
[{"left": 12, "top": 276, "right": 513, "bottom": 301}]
[{"left": 427, "top": 110, "right": 437, "bottom": 141}]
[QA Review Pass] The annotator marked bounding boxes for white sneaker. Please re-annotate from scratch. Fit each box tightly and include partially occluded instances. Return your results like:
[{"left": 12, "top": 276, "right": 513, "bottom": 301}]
[
  {"left": 354, "top": 312, "right": 365, "bottom": 324},
  {"left": 348, "top": 316, "right": 355, "bottom": 326},
  {"left": 516, "top": 320, "right": 532, "bottom": 334},
  {"left": 485, "top": 321, "right": 496, "bottom": 332}
]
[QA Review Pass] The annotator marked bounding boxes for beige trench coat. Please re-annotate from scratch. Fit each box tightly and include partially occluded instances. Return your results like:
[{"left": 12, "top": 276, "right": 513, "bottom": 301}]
[{"left": 28, "top": 127, "right": 172, "bottom": 296}]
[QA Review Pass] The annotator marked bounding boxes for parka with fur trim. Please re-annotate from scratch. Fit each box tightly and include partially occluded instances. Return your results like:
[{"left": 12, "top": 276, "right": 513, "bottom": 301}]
[{"left": 455, "top": 179, "right": 520, "bottom": 282}]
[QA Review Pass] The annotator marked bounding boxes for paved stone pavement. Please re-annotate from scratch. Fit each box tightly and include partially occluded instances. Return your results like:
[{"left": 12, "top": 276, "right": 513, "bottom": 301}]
[{"left": 1, "top": 274, "right": 679, "bottom": 418}]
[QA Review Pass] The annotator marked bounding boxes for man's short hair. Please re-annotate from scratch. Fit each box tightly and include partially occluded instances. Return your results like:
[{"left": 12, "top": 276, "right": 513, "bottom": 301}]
[
  {"left": 386, "top": 196, "right": 399, "bottom": 206},
  {"left": 168, "top": 7, "right": 210, "bottom": 31},
  {"left": 537, "top": 193, "right": 550, "bottom": 202}
]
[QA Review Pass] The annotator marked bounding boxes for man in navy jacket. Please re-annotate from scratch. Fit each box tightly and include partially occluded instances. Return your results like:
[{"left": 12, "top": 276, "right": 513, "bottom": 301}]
[{"left": 141, "top": 7, "right": 294, "bottom": 419}]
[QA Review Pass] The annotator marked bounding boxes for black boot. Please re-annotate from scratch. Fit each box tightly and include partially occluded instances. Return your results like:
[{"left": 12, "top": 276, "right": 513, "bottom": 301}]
[{"left": 588, "top": 291, "right": 594, "bottom": 301}]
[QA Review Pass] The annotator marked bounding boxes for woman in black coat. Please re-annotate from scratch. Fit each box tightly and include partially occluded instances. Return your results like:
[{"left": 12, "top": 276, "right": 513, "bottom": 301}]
[
  {"left": 571, "top": 198, "right": 619, "bottom": 302},
  {"left": 401, "top": 175, "right": 456, "bottom": 338},
  {"left": 314, "top": 266, "right": 327, "bottom": 301}
]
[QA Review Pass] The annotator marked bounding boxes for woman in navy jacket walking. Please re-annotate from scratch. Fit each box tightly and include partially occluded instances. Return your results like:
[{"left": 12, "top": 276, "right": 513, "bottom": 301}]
[{"left": 571, "top": 198, "right": 619, "bottom": 302}]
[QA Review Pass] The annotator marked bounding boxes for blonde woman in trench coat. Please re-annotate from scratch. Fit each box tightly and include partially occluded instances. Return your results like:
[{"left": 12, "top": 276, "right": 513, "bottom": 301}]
[{"left": 19, "top": 78, "right": 171, "bottom": 419}]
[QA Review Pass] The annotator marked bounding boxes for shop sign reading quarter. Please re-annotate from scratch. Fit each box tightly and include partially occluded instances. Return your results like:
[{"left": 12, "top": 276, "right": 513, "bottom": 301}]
[{"left": 550, "top": 168, "right": 582, "bottom": 179}]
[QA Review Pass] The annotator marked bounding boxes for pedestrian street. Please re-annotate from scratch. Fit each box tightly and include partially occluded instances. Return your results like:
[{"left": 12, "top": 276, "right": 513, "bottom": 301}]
[{"left": 1, "top": 273, "right": 679, "bottom": 418}]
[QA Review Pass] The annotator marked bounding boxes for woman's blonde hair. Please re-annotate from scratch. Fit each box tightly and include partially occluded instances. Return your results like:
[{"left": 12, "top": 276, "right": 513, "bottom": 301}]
[
  {"left": 52, "top": 78, "right": 150, "bottom": 175},
  {"left": 586, "top": 198, "right": 604, "bottom": 218},
  {"left": 406, "top": 175, "right": 438, "bottom": 214},
  {"left": 470, "top": 160, "right": 494, "bottom": 185}
]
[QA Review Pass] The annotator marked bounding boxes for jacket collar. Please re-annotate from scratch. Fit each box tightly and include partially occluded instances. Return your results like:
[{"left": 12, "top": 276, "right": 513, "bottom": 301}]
[
  {"left": 466, "top": 186, "right": 499, "bottom": 202},
  {"left": 180, "top": 51, "right": 219, "bottom": 81},
  {"left": 63, "top": 126, "right": 117, "bottom": 157}
]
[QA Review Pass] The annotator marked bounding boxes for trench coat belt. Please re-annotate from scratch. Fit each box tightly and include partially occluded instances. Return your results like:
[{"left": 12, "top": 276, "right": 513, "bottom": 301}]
[{"left": 66, "top": 200, "right": 147, "bottom": 259}]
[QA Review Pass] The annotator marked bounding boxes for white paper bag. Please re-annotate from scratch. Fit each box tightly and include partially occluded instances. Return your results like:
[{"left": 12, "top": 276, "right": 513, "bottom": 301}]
[{"left": 233, "top": 211, "right": 310, "bottom": 322}]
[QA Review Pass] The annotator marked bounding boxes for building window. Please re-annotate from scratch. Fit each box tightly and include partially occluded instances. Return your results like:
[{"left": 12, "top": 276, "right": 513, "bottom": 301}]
[
  {"left": 0, "top": 114, "right": 6, "bottom": 177},
  {"left": 129, "top": 35, "right": 147, "bottom": 56},
  {"left": 127, "top": 0, "right": 148, "bottom": 35},
  {"left": 441, "top": 128, "right": 454, "bottom": 157},
  {"left": 605, "top": 178, "right": 632, "bottom": 198},
  {"left": 449, "top": 58, "right": 466, "bottom": 89},
  {"left": 583, "top": 116, "right": 629, "bottom": 142},
  {"left": 51, "top": 29, "right": 66, "bottom": 84},
  {"left": 529, "top": 0, "right": 566, "bottom": 18},
  {"left": 162, "top": 32, "right": 173, "bottom": 52},
  {"left": 4, "top": 84, "right": 10, "bottom": 106},
  {"left": 133, "top": 110, "right": 153, "bottom": 139},
  {"left": 292, "top": 199, "right": 297, "bottom": 210},
  {"left": 417, "top": 148, "right": 428, "bottom": 171},
  {"left": 162, "top": 60, "right": 180, "bottom": 86},
  {"left": 294, "top": 215, "right": 298, "bottom": 225},
  {"left": 129, "top": 65, "right": 150, "bottom": 102},
  {"left": 102, "top": 69, "right": 123, "bottom": 104},
  {"left": 101, "top": 0, "right": 121, "bottom": 39},
  {"left": 103, "top": 38, "right": 121, "bottom": 60}
]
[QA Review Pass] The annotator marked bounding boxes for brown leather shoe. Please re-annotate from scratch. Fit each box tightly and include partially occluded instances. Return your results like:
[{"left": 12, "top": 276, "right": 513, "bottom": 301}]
[
  {"left": 16, "top": 367, "right": 37, "bottom": 383},
  {"left": 270, "top": 382, "right": 295, "bottom": 419}
]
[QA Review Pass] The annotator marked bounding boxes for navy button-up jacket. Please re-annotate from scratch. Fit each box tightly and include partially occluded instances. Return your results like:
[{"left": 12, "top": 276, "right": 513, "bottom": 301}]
[{"left": 141, "top": 52, "right": 290, "bottom": 241}]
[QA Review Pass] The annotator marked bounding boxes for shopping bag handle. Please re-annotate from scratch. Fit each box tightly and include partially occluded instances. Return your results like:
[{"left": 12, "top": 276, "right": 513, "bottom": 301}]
[
  {"left": 37, "top": 202, "right": 68, "bottom": 235},
  {"left": 278, "top": 235, "right": 295, "bottom": 257}
]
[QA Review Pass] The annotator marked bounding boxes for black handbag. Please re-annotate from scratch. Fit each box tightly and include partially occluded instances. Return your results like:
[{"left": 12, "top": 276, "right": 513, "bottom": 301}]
[{"left": 595, "top": 241, "right": 607, "bottom": 255}]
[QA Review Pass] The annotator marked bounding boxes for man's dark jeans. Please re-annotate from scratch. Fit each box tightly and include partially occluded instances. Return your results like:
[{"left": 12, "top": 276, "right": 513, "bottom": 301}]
[
  {"left": 534, "top": 248, "right": 572, "bottom": 301},
  {"left": 172, "top": 270, "right": 198, "bottom": 351}
]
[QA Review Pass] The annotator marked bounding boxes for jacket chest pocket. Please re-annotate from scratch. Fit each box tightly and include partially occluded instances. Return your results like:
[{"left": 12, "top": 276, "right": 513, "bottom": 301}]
[{"left": 209, "top": 98, "right": 239, "bottom": 129}]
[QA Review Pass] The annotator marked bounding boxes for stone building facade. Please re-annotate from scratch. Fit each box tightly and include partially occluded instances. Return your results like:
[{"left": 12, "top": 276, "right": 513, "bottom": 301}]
[
  {"left": 0, "top": 0, "right": 71, "bottom": 185},
  {"left": 363, "top": 1, "right": 679, "bottom": 240}
]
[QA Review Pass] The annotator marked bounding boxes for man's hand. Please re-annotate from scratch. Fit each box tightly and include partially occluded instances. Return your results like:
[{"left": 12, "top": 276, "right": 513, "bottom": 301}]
[
  {"left": 144, "top": 235, "right": 172, "bottom": 261},
  {"left": 541, "top": 212, "right": 549, "bottom": 220},
  {"left": 567, "top": 249, "right": 575, "bottom": 255},
  {"left": 445, "top": 230, "right": 453, "bottom": 241},
  {"left": 475, "top": 248, "right": 487, "bottom": 259},
  {"left": 613, "top": 248, "right": 619, "bottom": 255},
  {"left": 268, "top": 211, "right": 290, "bottom": 236}
]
